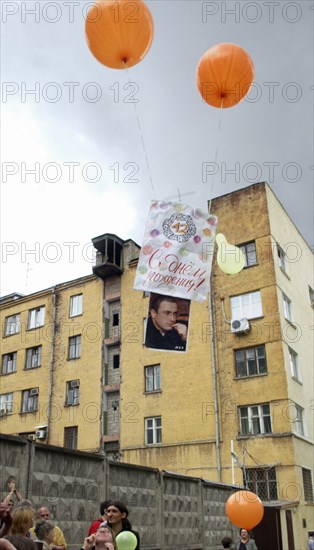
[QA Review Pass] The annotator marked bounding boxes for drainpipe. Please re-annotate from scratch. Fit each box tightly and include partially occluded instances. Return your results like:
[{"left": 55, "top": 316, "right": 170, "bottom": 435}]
[
  {"left": 46, "top": 287, "right": 57, "bottom": 443},
  {"left": 209, "top": 283, "right": 221, "bottom": 481}
]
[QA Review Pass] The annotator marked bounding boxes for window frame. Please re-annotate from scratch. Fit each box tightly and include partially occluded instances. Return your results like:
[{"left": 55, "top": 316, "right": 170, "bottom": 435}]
[
  {"left": 282, "top": 293, "right": 293, "bottom": 323},
  {"left": 246, "top": 467, "right": 278, "bottom": 501},
  {"left": 25, "top": 346, "right": 42, "bottom": 370},
  {"left": 1, "top": 352, "right": 17, "bottom": 375},
  {"left": 4, "top": 314, "right": 20, "bottom": 336},
  {"left": 294, "top": 403, "right": 306, "bottom": 436},
  {"left": 288, "top": 347, "right": 300, "bottom": 381},
  {"left": 239, "top": 241, "right": 257, "bottom": 268},
  {"left": 230, "top": 290, "right": 263, "bottom": 321},
  {"left": 302, "top": 468, "right": 314, "bottom": 502},
  {"left": 65, "top": 380, "right": 80, "bottom": 406},
  {"left": 21, "top": 388, "right": 39, "bottom": 413},
  {"left": 0, "top": 392, "right": 14, "bottom": 415},
  {"left": 277, "top": 243, "right": 287, "bottom": 274},
  {"left": 145, "top": 416, "right": 162, "bottom": 445},
  {"left": 64, "top": 426, "right": 78, "bottom": 450},
  {"left": 28, "top": 306, "right": 45, "bottom": 330},
  {"left": 235, "top": 345, "right": 267, "bottom": 378},
  {"left": 239, "top": 403, "right": 272, "bottom": 436},
  {"left": 68, "top": 335, "right": 81, "bottom": 360},
  {"left": 145, "top": 364, "right": 161, "bottom": 392},
  {"left": 70, "top": 294, "right": 83, "bottom": 317}
]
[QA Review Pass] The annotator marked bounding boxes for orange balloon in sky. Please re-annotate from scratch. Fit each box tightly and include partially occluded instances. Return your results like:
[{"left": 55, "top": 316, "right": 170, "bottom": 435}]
[
  {"left": 196, "top": 42, "right": 255, "bottom": 108},
  {"left": 85, "top": 0, "right": 154, "bottom": 69},
  {"left": 225, "top": 490, "right": 264, "bottom": 530}
]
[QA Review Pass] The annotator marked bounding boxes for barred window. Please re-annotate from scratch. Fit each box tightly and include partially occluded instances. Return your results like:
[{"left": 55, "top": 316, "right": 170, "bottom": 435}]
[
  {"left": 302, "top": 468, "right": 313, "bottom": 502},
  {"left": 246, "top": 467, "right": 278, "bottom": 501}
]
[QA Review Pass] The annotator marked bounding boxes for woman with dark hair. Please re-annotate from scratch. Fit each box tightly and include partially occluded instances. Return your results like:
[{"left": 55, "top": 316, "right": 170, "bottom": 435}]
[
  {"left": 235, "top": 529, "right": 258, "bottom": 550},
  {"left": 106, "top": 502, "right": 140, "bottom": 550}
]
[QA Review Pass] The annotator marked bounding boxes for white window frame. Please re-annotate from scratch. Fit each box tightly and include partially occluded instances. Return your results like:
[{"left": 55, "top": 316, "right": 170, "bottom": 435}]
[
  {"left": 1, "top": 352, "right": 17, "bottom": 374},
  {"left": 309, "top": 286, "right": 314, "bottom": 308},
  {"left": 21, "top": 388, "right": 39, "bottom": 413},
  {"left": 68, "top": 335, "right": 81, "bottom": 359},
  {"left": 145, "top": 416, "right": 162, "bottom": 445},
  {"left": 145, "top": 365, "right": 161, "bottom": 392},
  {"left": 70, "top": 294, "right": 83, "bottom": 317},
  {"left": 4, "top": 314, "right": 20, "bottom": 336},
  {"left": 0, "top": 393, "right": 14, "bottom": 414},
  {"left": 282, "top": 293, "right": 293, "bottom": 322},
  {"left": 25, "top": 346, "right": 42, "bottom": 369},
  {"left": 239, "top": 404, "right": 272, "bottom": 436},
  {"left": 277, "top": 243, "right": 287, "bottom": 273},
  {"left": 288, "top": 347, "right": 300, "bottom": 381},
  {"left": 239, "top": 241, "right": 257, "bottom": 267},
  {"left": 230, "top": 290, "right": 263, "bottom": 321},
  {"left": 28, "top": 306, "right": 45, "bottom": 330},
  {"left": 294, "top": 403, "right": 306, "bottom": 436}
]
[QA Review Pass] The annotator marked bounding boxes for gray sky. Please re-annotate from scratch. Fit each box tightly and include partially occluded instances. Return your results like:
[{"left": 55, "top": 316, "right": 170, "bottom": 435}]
[{"left": 1, "top": 0, "right": 313, "bottom": 296}]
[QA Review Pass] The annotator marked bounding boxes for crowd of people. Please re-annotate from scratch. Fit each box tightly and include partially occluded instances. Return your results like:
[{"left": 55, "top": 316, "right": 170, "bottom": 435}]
[
  {"left": 2, "top": 477, "right": 313, "bottom": 549},
  {"left": 0, "top": 478, "right": 140, "bottom": 550}
]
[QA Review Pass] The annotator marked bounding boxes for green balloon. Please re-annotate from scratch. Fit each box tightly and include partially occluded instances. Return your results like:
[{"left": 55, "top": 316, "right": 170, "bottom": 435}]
[{"left": 116, "top": 532, "right": 137, "bottom": 550}]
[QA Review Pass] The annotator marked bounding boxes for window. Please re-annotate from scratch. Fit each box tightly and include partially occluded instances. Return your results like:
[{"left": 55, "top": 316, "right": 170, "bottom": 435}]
[
  {"left": 25, "top": 346, "right": 42, "bottom": 369},
  {"left": 247, "top": 467, "right": 278, "bottom": 500},
  {"left": 277, "top": 244, "right": 287, "bottom": 273},
  {"left": 145, "top": 416, "right": 162, "bottom": 445},
  {"left": 1, "top": 352, "right": 17, "bottom": 374},
  {"left": 112, "top": 311, "right": 119, "bottom": 326},
  {"left": 235, "top": 346, "right": 267, "bottom": 377},
  {"left": 21, "top": 388, "right": 38, "bottom": 413},
  {"left": 282, "top": 293, "right": 293, "bottom": 323},
  {"left": 302, "top": 468, "right": 314, "bottom": 502},
  {"left": 239, "top": 241, "right": 257, "bottom": 267},
  {"left": 64, "top": 426, "right": 78, "bottom": 450},
  {"left": 4, "top": 314, "right": 20, "bottom": 336},
  {"left": 0, "top": 393, "right": 14, "bottom": 415},
  {"left": 239, "top": 404, "right": 272, "bottom": 436},
  {"left": 309, "top": 286, "right": 314, "bottom": 307},
  {"left": 294, "top": 403, "right": 305, "bottom": 436},
  {"left": 145, "top": 365, "right": 161, "bottom": 392},
  {"left": 70, "top": 294, "right": 83, "bottom": 317},
  {"left": 66, "top": 380, "right": 80, "bottom": 406},
  {"left": 113, "top": 354, "right": 120, "bottom": 369},
  {"left": 288, "top": 347, "right": 300, "bottom": 380},
  {"left": 68, "top": 335, "right": 81, "bottom": 359},
  {"left": 230, "top": 291, "right": 262, "bottom": 320},
  {"left": 28, "top": 306, "right": 45, "bottom": 329}
]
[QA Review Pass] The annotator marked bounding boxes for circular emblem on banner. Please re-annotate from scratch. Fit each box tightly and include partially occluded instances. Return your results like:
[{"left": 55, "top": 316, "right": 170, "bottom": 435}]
[{"left": 162, "top": 213, "right": 196, "bottom": 242}]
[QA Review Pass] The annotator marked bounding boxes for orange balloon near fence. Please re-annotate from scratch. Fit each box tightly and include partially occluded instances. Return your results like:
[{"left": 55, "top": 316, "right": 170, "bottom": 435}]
[
  {"left": 85, "top": 0, "right": 154, "bottom": 69},
  {"left": 225, "top": 490, "right": 264, "bottom": 530},
  {"left": 196, "top": 42, "right": 254, "bottom": 108}
]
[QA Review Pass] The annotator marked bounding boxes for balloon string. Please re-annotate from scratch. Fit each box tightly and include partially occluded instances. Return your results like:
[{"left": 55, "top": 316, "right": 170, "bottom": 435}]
[
  {"left": 124, "top": 62, "right": 157, "bottom": 200},
  {"left": 208, "top": 104, "right": 223, "bottom": 214}
]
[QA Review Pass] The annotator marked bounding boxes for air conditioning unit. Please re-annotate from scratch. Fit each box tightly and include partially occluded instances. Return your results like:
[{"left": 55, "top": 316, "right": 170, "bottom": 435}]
[
  {"left": 35, "top": 429, "right": 46, "bottom": 439},
  {"left": 231, "top": 318, "right": 250, "bottom": 334}
]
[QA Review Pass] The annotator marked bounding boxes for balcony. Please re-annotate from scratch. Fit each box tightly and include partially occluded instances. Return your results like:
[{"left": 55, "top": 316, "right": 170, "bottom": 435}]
[{"left": 92, "top": 234, "right": 124, "bottom": 279}]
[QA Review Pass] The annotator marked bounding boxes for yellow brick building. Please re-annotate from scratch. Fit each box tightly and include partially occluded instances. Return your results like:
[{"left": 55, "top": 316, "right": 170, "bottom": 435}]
[{"left": 1, "top": 183, "right": 313, "bottom": 547}]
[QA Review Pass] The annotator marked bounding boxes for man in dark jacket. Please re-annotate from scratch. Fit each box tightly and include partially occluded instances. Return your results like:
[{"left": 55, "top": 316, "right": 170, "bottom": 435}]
[{"left": 145, "top": 295, "right": 187, "bottom": 351}]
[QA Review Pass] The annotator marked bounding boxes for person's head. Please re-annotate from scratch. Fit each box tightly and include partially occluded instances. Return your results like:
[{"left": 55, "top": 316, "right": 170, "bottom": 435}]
[
  {"left": 240, "top": 529, "right": 249, "bottom": 540},
  {"left": 309, "top": 531, "right": 314, "bottom": 537},
  {"left": 36, "top": 508, "right": 51, "bottom": 520},
  {"left": 11, "top": 506, "right": 35, "bottom": 535},
  {"left": 106, "top": 501, "right": 131, "bottom": 530},
  {"left": 100, "top": 500, "right": 111, "bottom": 518},
  {"left": 150, "top": 295, "right": 179, "bottom": 334},
  {"left": 7, "top": 499, "right": 14, "bottom": 511},
  {"left": 94, "top": 526, "right": 116, "bottom": 549},
  {"left": 6, "top": 477, "right": 15, "bottom": 491},
  {"left": 221, "top": 536, "right": 233, "bottom": 548},
  {"left": 4, "top": 536, "right": 36, "bottom": 550},
  {"left": 34, "top": 520, "right": 55, "bottom": 544},
  {"left": 16, "top": 500, "right": 35, "bottom": 511}
]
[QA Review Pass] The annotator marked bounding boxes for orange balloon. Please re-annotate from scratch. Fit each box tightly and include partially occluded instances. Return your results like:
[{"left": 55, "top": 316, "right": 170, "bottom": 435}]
[
  {"left": 85, "top": 0, "right": 154, "bottom": 69},
  {"left": 196, "top": 42, "right": 254, "bottom": 108},
  {"left": 225, "top": 490, "right": 264, "bottom": 530}
]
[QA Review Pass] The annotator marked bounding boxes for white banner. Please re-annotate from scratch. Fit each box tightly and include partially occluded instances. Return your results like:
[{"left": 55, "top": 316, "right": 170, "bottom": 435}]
[{"left": 134, "top": 200, "right": 218, "bottom": 302}]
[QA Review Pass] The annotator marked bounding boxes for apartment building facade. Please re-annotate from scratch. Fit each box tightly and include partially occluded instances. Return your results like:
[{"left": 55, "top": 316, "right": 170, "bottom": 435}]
[{"left": 1, "top": 183, "right": 313, "bottom": 548}]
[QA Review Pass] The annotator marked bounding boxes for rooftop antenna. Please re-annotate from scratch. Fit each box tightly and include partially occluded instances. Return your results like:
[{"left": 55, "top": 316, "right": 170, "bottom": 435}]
[{"left": 164, "top": 188, "right": 196, "bottom": 204}]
